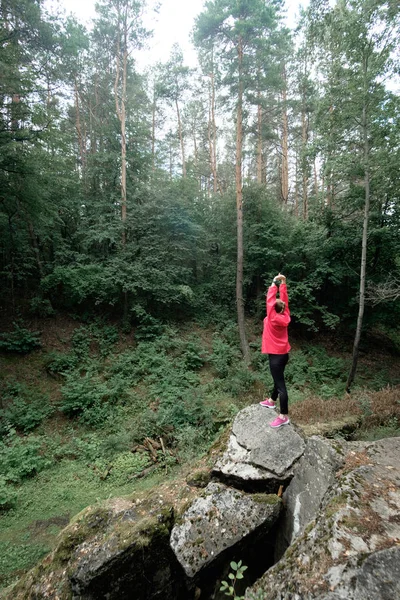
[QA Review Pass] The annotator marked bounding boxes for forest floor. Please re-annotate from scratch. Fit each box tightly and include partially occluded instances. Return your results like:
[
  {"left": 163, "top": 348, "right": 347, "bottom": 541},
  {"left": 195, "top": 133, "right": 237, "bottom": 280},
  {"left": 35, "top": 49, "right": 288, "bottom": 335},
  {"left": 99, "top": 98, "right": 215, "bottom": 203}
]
[{"left": 0, "top": 313, "right": 400, "bottom": 591}]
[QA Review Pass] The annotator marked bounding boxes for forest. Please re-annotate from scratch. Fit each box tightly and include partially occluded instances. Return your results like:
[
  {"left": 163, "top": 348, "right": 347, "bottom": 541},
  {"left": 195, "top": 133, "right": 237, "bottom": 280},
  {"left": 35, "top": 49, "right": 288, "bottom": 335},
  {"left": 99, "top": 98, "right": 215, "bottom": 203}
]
[{"left": 1, "top": 0, "right": 400, "bottom": 591}]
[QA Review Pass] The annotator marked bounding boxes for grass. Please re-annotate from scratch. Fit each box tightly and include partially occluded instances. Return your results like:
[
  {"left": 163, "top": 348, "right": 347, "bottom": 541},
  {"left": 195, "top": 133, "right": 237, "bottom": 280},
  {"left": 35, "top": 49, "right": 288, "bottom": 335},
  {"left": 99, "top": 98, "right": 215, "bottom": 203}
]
[
  {"left": 0, "top": 458, "right": 185, "bottom": 589},
  {"left": 0, "top": 315, "right": 400, "bottom": 591}
]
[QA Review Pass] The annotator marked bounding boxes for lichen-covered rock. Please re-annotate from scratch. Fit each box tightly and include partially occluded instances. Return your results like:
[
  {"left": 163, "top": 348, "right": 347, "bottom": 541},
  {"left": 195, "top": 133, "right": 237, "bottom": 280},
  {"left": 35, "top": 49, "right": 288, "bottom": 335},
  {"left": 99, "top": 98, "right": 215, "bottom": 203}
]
[
  {"left": 245, "top": 437, "right": 400, "bottom": 600},
  {"left": 276, "top": 436, "right": 346, "bottom": 556},
  {"left": 213, "top": 405, "right": 305, "bottom": 490},
  {"left": 7, "top": 497, "right": 184, "bottom": 600},
  {"left": 170, "top": 481, "right": 282, "bottom": 578}
]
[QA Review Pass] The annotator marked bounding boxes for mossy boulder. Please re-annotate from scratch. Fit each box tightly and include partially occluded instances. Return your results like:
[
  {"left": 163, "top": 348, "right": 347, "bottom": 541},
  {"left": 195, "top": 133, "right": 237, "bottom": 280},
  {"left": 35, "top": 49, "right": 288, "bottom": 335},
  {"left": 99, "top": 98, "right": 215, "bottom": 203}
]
[{"left": 6, "top": 497, "right": 186, "bottom": 600}]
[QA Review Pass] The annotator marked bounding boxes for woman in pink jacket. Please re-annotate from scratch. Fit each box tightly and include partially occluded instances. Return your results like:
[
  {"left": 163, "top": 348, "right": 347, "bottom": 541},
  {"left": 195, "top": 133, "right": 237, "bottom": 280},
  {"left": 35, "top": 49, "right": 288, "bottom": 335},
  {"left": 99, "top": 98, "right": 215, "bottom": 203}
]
[{"left": 260, "top": 273, "right": 291, "bottom": 428}]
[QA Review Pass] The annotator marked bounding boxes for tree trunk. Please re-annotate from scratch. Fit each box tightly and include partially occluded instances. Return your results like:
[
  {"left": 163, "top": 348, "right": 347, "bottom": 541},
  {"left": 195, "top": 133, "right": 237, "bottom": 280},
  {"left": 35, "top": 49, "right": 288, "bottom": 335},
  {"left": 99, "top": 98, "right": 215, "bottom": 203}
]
[
  {"left": 74, "top": 79, "right": 86, "bottom": 169},
  {"left": 151, "top": 89, "right": 156, "bottom": 171},
  {"left": 175, "top": 97, "right": 186, "bottom": 178},
  {"left": 120, "top": 43, "right": 128, "bottom": 244},
  {"left": 301, "top": 101, "right": 308, "bottom": 220},
  {"left": 114, "top": 14, "right": 128, "bottom": 246},
  {"left": 346, "top": 102, "right": 370, "bottom": 392},
  {"left": 314, "top": 158, "right": 318, "bottom": 202},
  {"left": 281, "top": 68, "right": 289, "bottom": 204},
  {"left": 257, "top": 101, "right": 263, "bottom": 184},
  {"left": 208, "top": 62, "right": 219, "bottom": 193},
  {"left": 294, "top": 151, "right": 299, "bottom": 217},
  {"left": 236, "top": 36, "right": 250, "bottom": 362}
]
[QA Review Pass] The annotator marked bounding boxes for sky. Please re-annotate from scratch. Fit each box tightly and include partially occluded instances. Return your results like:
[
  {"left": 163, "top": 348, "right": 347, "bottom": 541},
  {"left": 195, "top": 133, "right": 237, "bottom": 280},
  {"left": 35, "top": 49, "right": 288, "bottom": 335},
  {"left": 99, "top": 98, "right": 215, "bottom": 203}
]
[{"left": 47, "top": 0, "right": 306, "bottom": 69}]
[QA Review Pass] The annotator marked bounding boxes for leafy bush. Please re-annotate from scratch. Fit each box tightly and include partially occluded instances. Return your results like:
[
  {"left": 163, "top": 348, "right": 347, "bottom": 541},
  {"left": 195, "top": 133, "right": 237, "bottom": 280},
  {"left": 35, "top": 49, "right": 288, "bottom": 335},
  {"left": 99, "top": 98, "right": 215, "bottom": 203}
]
[
  {"left": 174, "top": 424, "right": 214, "bottom": 460},
  {"left": 60, "top": 371, "right": 126, "bottom": 427},
  {"left": 109, "top": 452, "right": 151, "bottom": 484},
  {"left": 210, "top": 336, "right": 241, "bottom": 378},
  {"left": 71, "top": 326, "right": 92, "bottom": 358},
  {"left": 0, "top": 476, "right": 17, "bottom": 511},
  {"left": 285, "top": 346, "right": 346, "bottom": 397},
  {"left": 0, "top": 383, "right": 53, "bottom": 433},
  {"left": 0, "top": 431, "right": 52, "bottom": 483},
  {"left": 29, "top": 297, "right": 55, "bottom": 317},
  {"left": 44, "top": 351, "right": 80, "bottom": 376},
  {"left": 180, "top": 341, "right": 206, "bottom": 370},
  {"left": 95, "top": 325, "right": 119, "bottom": 357},
  {"left": 220, "top": 366, "right": 257, "bottom": 397},
  {"left": 0, "top": 322, "right": 41, "bottom": 353}
]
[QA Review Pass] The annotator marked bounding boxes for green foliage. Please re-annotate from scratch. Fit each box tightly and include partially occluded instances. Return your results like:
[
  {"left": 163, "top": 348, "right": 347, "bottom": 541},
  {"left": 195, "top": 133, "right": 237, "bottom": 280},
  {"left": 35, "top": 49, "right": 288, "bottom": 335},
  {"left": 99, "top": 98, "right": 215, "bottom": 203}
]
[
  {"left": 0, "top": 476, "right": 17, "bottom": 511},
  {"left": 352, "top": 417, "right": 400, "bottom": 442},
  {"left": 0, "top": 541, "right": 50, "bottom": 587},
  {"left": 106, "top": 452, "right": 151, "bottom": 485},
  {"left": 44, "top": 351, "right": 80, "bottom": 376},
  {"left": 29, "top": 297, "right": 55, "bottom": 318},
  {"left": 285, "top": 346, "right": 346, "bottom": 398},
  {"left": 210, "top": 336, "right": 242, "bottom": 378},
  {"left": 180, "top": 341, "right": 206, "bottom": 370},
  {"left": 0, "top": 430, "right": 52, "bottom": 483},
  {"left": 0, "top": 383, "right": 53, "bottom": 433},
  {"left": 0, "top": 323, "right": 41, "bottom": 354},
  {"left": 60, "top": 371, "right": 124, "bottom": 427},
  {"left": 220, "top": 560, "right": 248, "bottom": 599}
]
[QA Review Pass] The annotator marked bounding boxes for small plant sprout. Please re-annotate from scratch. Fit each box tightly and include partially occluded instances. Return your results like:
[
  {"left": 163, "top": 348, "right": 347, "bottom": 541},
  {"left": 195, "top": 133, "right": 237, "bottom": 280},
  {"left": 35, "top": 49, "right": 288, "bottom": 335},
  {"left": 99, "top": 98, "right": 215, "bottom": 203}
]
[{"left": 220, "top": 560, "right": 248, "bottom": 599}]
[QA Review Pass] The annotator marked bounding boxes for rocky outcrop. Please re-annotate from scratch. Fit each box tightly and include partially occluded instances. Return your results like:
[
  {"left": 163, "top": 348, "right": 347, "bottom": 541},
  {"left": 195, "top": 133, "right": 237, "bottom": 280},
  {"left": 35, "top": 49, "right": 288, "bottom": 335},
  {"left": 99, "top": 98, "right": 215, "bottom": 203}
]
[
  {"left": 4, "top": 403, "right": 400, "bottom": 600},
  {"left": 8, "top": 497, "right": 187, "bottom": 600},
  {"left": 213, "top": 405, "right": 306, "bottom": 491},
  {"left": 170, "top": 482, "right": 282, "bottom": 577},
  {"left": 245, "top": 436, "right": 400, "bottom": 600},
  {"left": 275, "top": 436, "right": 346, "bottom": 558}
]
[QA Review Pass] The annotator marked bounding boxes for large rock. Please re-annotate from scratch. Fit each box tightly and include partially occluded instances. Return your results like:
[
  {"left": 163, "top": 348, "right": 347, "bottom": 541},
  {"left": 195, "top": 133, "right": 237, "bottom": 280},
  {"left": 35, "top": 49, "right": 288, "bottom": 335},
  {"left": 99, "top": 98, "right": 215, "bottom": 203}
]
[
  {"left": 213, "top": 405, "right": 306, "bottom": 490},
  {"left": 245, "top": 436, "right": 400, "bottom": 600},
  {"left": 170, "top": 482, "right": 282, "bottom": 578},
  {"left": 276, "top": 436, "right": 346, "bottom": 556},
  {"left": 7, "top": 497, "right": 186, "bottom": 600}
]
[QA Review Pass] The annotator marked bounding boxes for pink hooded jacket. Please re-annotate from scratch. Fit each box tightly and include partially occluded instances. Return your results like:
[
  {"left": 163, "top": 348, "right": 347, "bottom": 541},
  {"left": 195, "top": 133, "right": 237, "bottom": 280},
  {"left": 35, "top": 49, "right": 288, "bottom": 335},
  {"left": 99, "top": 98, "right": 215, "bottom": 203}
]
[{"left": 261, "top": 283, "right": 291, "bottom": 354}]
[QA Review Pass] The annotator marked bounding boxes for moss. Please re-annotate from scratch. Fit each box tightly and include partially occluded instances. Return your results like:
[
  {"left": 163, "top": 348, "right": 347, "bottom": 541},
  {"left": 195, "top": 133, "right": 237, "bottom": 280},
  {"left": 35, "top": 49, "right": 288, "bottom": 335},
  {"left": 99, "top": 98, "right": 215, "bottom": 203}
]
[
  {"left": 325, "top": 492, "right": 349, "bottom": 518},
  {"left": 303, "top": 521, "right": 315, "bottom": 536},
  {"left": 331, "top": 441, "right": 345, "bottom": 455},
  {"left": 52, "top": 506, "right": 111, "bottom": 566},
  {"left": 252, "top": 493, "right": 282, "bottom": 506},
  {"left": 186, "top": 470, "right": 211, "bottom": 488},
  {"left": 194, "top": 537, "right": 204, "bottom": 546},
  {"left": 113, "top": 505, "right": 174, "bottom": 551}
]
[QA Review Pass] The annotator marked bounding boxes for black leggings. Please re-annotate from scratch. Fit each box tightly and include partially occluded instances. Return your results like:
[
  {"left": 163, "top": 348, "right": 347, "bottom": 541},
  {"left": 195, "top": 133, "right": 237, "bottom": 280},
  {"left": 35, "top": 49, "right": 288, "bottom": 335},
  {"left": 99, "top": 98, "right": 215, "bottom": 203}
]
[{"left": 268, "top": 353, "right": 289, "bottom": 415}]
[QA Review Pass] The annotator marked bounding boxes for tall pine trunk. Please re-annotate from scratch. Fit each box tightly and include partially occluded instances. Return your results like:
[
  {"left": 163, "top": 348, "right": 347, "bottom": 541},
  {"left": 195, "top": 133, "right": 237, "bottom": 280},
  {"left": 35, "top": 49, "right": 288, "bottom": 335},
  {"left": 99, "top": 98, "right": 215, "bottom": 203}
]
[
  {"left": 208, "top": 58, "right": 219, "bottom": 193},
  {"left": 236, "top": 36, "right": 250, "bottom": 362},
  {"left": 301, "top": 101, "right": 308, "bottom": 219},
  {"left": 257, "top": 100, "right": 263, "bottom": 184},
  {"left": 281, "top": 68, "right": 289, "bottom": 204},
  {"left": 114, "top": 16, "right": 128, "bottom": 246},
  {"left": 175, "top": 97, "right": 186, "bottom": 178},
  {"left": 346, "top": 100, "right": 370, "bottom": 392}
]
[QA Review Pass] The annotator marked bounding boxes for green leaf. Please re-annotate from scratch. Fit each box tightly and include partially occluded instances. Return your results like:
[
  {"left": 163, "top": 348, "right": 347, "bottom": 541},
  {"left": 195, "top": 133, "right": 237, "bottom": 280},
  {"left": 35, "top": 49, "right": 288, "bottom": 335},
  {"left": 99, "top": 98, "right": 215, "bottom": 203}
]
[{"left": 230, "top": 561, "right": 238, "bottom": 571}]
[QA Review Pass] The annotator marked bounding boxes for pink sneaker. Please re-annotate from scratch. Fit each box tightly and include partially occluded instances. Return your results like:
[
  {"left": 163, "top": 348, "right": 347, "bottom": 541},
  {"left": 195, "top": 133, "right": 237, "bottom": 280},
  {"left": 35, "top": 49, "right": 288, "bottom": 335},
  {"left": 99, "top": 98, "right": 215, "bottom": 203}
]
[
  {"left": 259, "top": 398, "right": 276, "bottom": 409},
  {"left": 270, "top": 415, "right": 290, "bottom": 428}
]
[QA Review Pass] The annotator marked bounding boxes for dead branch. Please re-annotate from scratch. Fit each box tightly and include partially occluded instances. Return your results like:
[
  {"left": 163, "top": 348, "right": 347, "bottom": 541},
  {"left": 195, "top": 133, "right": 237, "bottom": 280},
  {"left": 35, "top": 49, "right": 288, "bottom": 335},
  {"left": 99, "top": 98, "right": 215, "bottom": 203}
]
[{"left": 365, "top": 278, "right": 400, "bottom": 305}]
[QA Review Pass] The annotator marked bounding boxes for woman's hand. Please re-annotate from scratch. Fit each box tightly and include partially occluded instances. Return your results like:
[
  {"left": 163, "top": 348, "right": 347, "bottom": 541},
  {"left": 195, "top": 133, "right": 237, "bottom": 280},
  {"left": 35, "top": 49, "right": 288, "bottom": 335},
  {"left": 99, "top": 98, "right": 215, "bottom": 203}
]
[{"left": 274, "top": 273, "right": 286, "bottom": 285}]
